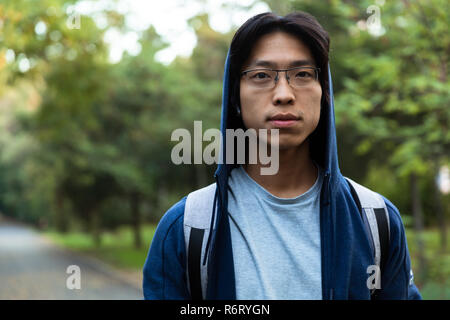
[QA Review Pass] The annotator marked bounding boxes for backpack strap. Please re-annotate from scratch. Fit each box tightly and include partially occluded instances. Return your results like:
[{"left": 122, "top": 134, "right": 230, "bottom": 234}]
[
  {"left": 345, "top": 177, "right": 390, "bottom": 298},
  {"left": 183, "top": 183, "right": 217, "bottom": 300}
]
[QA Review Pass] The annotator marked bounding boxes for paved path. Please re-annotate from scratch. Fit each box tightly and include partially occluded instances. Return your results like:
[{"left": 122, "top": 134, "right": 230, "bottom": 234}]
[{"left": 0, "top": 220, "right": 143, "bottom": 299}]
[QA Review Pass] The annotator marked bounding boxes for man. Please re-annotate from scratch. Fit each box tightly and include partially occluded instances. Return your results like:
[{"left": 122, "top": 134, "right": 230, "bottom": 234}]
[{"left": 143, "top": 11, "right": 422, "bottom": 300}]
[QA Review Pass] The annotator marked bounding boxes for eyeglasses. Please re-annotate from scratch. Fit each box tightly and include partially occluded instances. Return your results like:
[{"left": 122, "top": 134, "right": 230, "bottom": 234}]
[{"left": 241, "top": 66, "right": 320, "bottom": 89}]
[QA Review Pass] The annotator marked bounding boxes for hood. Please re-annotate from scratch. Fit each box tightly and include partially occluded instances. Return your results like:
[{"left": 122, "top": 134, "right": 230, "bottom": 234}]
[
  {"left": 215, "top": 49, "right": 342, "bottom": 205},
  {"left": 202, "top": 49, "right": 343, "bottom": 296}
]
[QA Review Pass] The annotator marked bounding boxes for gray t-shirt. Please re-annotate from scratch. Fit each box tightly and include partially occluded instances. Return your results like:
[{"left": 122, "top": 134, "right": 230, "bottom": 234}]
[{"left": 227, "top": 164, "right": 324, "bottom": 299}]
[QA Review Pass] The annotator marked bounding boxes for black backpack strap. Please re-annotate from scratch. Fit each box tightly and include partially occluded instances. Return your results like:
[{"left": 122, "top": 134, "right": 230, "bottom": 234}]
[
  {"left": 188, "top": 227, "right": 205, "bottom": 300},
  {"left": 373, "top": 208, "right": 389, "bottom": 273},
  {"left": 184, "top": 183, "right": 216, "bottom": 300}
]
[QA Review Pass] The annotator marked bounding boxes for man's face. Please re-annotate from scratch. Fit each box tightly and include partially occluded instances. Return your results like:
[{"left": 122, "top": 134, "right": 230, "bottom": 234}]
[{"left": 239, "top": 31, "right": 322, "bottom": 150}]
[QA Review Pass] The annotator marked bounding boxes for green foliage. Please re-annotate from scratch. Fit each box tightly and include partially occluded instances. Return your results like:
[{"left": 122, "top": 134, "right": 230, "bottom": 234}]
[
  {"left": 0, "top": 0, "right": 448, "bottom": 295},
  {"left": 0, "top": 1, "right": 229, "bottom": 239},
  {"left": 330, "top": 0, "right": 450, "bottom": 178}
]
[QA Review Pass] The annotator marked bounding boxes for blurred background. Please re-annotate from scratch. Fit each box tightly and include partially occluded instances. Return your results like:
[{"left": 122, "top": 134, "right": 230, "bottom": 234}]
[{"left": 0, "top": 0, "right": 448, "bottom": 299}]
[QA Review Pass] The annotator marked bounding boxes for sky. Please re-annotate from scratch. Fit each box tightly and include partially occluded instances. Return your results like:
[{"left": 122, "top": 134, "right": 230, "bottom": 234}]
[{"left": 71, "top": 0, "right": 271, "bottom": 64}]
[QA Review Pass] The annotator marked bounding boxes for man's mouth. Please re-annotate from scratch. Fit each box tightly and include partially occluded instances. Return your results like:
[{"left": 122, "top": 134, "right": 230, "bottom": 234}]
[{"left": 268, "top": 113, "right": 300, "bottom": 128}]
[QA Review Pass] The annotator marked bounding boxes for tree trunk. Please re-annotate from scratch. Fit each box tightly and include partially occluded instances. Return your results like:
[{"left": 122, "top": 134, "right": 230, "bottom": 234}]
[
  {"left": 130, "top": 191, "right": 142, "bottom": 249},
  {"left": 90, "top": 208, "right": 102, "bottom": 248},
  {"left": 54, "top": 189, "right": 68, "bottom": 233},
  {"left": 410, "top": 172, "right": 426, "bottom": 280}
]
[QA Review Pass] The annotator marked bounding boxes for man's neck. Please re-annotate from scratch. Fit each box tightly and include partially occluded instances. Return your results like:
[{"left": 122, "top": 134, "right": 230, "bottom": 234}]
[{"left": 243, "top": 139, "right": 318, "bottom": 198}]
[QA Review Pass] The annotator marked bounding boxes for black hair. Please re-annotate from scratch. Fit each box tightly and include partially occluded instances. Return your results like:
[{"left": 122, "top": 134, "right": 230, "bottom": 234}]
[{"left": 227, "top": 11, "right": 330, "bottom": 132}]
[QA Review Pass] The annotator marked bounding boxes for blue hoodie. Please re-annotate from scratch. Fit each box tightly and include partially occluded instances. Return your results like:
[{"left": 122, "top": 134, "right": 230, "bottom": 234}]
[{"left": 142, "top": 51, "right": 422, "bottom": 300}]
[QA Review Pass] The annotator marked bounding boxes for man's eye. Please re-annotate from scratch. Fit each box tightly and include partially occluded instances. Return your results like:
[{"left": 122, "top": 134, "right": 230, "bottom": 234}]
[
  {"left": 252, "top": 72, "right": 271, "bottom": 79},
  {"left": 295, "top": 71, "right": 313, "bottom": 78}
]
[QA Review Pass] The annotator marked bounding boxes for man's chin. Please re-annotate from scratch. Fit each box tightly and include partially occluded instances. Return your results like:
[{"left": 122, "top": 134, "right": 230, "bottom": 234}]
[
  {"left": 255, "top": 129, "right": 308, "bottom": 152},
  {"left": 272, "top": 138, "right": 308, "bottom": 152}
]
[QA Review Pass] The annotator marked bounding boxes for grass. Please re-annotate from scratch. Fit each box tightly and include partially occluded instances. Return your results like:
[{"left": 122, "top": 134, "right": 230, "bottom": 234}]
[
  {"left": 43, "top": 224, "right": 449, "bottom": 299},
  {"left": 44, "top": 224, "right": 157, "bottom": 270}
]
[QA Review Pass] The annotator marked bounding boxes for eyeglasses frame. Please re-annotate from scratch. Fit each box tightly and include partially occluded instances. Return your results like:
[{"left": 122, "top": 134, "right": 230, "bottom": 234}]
[{"left": 240, "top": 66, "right": 321, "bottom": 89}]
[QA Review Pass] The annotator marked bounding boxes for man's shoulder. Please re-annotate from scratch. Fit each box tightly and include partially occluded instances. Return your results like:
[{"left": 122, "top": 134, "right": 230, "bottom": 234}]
[
  {"left": 184, "top": 182, "right": 217, "bottom": 229},
  {"left": 343, "top": 177, "right": 386, "bottom": 208},
  {"left": 186, "top": 182, "right": 217, "bottom": 202},
  {"left": 156, "top": 182, "right": 217, "bottom": 231},
  {"left": 153, "top": 196, "right": 187, "bottom": 239},
  {"left": 342, "top": 176, "right": 405, "bottom": 230},
  {"left": 379, "top": 194, "right": 406, "bottom": 233}
]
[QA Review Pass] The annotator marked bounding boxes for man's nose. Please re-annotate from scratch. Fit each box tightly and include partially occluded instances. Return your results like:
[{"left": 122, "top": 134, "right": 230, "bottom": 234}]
[{"left": 272, "top": 72, "right": 295, "bottom": 106}]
